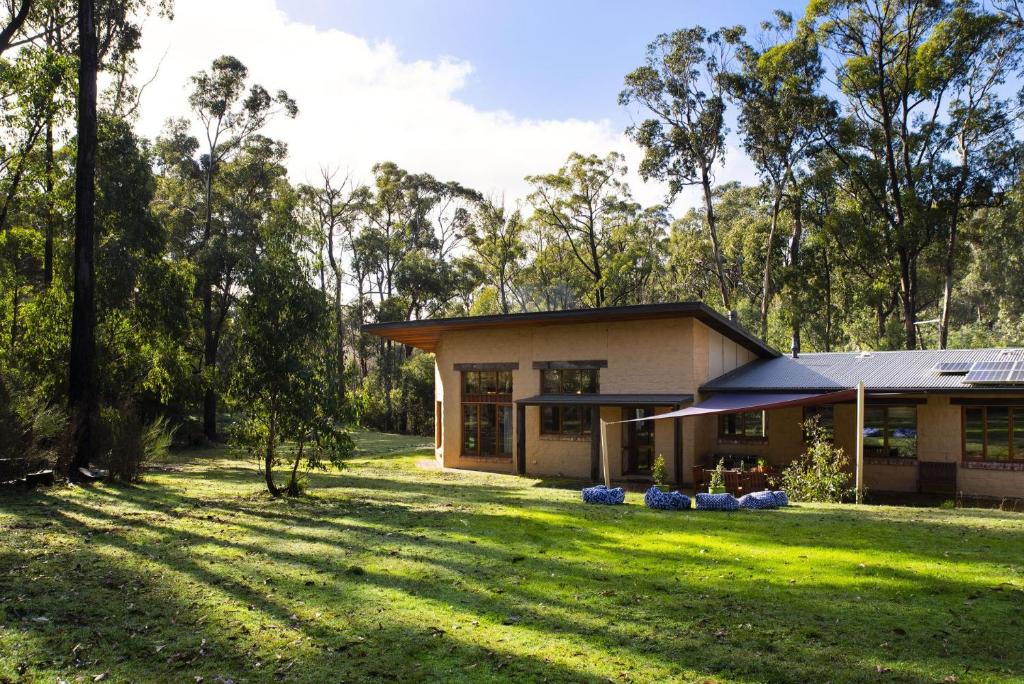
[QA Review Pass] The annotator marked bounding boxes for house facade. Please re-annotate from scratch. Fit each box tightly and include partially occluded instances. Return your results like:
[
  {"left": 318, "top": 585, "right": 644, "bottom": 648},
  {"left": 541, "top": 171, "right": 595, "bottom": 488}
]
[{"left": 365, "top": 302, "right": 1024, "bottom": 501}]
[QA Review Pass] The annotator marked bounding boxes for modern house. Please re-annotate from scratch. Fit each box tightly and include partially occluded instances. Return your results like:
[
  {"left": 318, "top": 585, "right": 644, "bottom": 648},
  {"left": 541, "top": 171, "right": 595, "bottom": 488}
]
[{"left": 364, "top": 302, "right": 1024, "bottom": 500}]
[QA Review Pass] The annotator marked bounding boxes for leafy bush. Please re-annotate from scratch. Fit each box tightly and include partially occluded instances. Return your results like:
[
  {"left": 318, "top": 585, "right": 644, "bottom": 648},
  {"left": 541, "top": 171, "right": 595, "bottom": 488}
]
[
  {"left": 780, "top": 417, "right": 854, "bottom": 503},
  {"left": 708, "top": 458, "right": 726, "bottom": 491},
  {"left": 98, "top": 403, "right": 174, "bottom": 482}
]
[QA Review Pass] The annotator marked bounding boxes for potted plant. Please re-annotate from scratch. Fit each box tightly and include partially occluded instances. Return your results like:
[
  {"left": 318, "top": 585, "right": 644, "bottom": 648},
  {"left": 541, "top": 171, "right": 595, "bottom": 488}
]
[
  {"left": 755, "top": 457, "right": 768, "bottom": 473},
  {"left": 708, "top": 458, "right": 727, "bottom": 494},
  {"left": 652, "top": 454, "right": 669, "bottom": 492}
]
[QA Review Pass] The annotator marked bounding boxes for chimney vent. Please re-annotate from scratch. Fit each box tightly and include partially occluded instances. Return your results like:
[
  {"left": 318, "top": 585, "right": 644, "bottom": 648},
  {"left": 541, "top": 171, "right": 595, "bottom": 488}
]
[
  {"left": 728, "top": 310, "right": 738, "bottom": 323},
  {"left": 791, "top": 338, "right": 800, "bottom": 359}
]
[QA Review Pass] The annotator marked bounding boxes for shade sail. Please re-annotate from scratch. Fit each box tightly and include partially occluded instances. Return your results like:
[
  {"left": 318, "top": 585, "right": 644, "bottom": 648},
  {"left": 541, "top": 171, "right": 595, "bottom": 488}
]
[{"left": 611, "top": 389, "right": 858, "bottom": 424}]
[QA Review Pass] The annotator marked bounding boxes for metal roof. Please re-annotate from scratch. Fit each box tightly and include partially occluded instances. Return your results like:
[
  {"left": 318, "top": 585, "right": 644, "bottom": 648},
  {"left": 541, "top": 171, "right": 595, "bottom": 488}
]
[
  {"left": 363, "top": 302, "right": 779, "bottom": 358},
  {"left": 516, "top": 393, "right": 693, "bottom": 407},
  {"left": 702, "top": 348, "right": 1024, "bottom": 393}
]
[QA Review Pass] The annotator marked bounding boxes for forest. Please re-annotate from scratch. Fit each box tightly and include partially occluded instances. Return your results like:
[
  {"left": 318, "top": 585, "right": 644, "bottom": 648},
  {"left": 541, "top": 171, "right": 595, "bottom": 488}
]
[{"left": 2, "top": 0, "right": 1024, "bottom": 487}]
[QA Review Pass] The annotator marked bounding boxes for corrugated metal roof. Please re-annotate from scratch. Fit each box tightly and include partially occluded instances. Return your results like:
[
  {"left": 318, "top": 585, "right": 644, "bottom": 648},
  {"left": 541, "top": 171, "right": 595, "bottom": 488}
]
[{"left": 702, "top": 348, "right": 1024, "bottom": 392}]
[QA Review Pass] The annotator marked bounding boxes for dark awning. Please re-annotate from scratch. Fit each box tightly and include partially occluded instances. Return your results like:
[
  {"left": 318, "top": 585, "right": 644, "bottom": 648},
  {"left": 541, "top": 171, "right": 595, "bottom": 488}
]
[
  {"left": 516, "top": 393, "right": 693, "bottom": 407},
  {"left": 611, "top": 389, "right": 857, "bottom": 424}
]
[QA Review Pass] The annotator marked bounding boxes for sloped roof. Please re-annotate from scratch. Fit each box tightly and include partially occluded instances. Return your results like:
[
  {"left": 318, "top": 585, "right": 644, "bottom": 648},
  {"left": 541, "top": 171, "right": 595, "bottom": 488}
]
[
  {"left": 702, "top": 348, "right": 1024, "bottom": 393},
  {"left": 363, "top": 302, "right": 779, "bottom": 357}
]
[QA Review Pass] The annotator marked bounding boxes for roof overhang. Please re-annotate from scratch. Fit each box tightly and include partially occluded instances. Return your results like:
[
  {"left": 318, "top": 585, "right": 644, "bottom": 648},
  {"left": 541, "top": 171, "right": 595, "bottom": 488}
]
[
  {"left": 516, "top": 393, "right": 693, "bottom": 407},
  {"left": 362, "top": 303, "right": 779, "bottom": 358}
]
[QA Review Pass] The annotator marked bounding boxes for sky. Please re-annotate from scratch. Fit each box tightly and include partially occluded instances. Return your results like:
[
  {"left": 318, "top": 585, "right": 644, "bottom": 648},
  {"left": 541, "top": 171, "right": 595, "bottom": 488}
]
[{"left": 132, "top": 0, "right": 807, "bottom": 211}]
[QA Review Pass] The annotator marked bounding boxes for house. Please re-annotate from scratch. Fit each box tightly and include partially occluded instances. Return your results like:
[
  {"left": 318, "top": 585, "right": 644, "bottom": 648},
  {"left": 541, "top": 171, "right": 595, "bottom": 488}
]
[{"left": 364, "top": 302, "right": 1024, "bottom": 500}]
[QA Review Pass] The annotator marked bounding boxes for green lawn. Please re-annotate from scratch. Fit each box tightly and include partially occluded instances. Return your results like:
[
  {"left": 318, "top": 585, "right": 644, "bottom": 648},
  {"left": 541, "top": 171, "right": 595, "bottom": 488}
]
[{"left": 2, "top": 432, "right": 1023, "bottom": 683}]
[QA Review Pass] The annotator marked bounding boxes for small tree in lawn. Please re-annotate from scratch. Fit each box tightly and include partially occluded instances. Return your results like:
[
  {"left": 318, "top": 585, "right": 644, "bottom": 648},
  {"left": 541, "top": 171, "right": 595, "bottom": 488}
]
[{"left": 231, "top": 243, "right": 352, "bottom": 497}]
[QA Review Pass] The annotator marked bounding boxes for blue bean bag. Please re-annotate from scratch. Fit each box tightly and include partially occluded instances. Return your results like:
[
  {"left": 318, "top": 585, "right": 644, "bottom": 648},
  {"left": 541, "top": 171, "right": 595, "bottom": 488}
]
[
  {"left": 582, "top": 485, "right": 625, "bottom": 505},
  {"left": 771, "top": 490, "right": 789, "bottom": 507},
  {"left": 738, "top": 491, "right": 778, "bottom": 510},
  {"left": 643, "top": 486, "right": 691, "bottom": 510},
  {"left": 695, "top": 492, "right": 739, "bottom": 511}
]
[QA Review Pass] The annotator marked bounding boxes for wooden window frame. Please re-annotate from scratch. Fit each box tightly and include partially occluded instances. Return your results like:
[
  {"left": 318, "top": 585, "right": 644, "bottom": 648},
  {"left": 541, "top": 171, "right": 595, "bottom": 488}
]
[
  {"left": 961, "top": 405, "right": 1024, "bottom": 464},
  {"left": 539, "top": 404, "right": 593, "bottom": 437},
  {"left": 718, "top": 411, "right": 767, "bottom": 443},
  {"left": 863, "top": 405, "right": 917, "bottom": 459},
  {"left": 435, "top": 401, "right": 442, "bottom": 448},
  {"left": 539, "top": 368, "right": 600, "bottom": 395},
  {"left": 460, "top": 370, "right": 513, "bottom": 458}
]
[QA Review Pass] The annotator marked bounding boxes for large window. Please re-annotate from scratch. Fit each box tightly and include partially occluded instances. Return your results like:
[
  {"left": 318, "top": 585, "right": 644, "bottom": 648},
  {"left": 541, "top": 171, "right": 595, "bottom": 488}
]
[
  {"left": 963, "top": 406, "right": 1024, "bottom": 462},
  {"left": 864, "top": 405, "right": 917, "bottom": 459},
  {"left": 539, "top": 368, "right": 599, "bottom": 437},
  {"left": 461, "top": 370, "right": 513, "bottom": 457},
  {"left": 719, "top": 412, "right": 766, "bottom": 440}
]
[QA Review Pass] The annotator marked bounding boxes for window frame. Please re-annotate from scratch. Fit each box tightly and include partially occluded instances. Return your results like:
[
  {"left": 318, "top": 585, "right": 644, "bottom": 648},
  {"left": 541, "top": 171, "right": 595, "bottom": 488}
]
[
  {"left": 961, "top": 405, "right": 1024, "bottom": 463},
  {"left": 460, "top": 370, "right": 513, "bottom": 458},
  {"left": 718, "top": 411, "right": 767, "bottom": 442},
  {"left": 863, "top": 404, "right": 918, "bottom": 459},
  {"left": 538, "top": 367, "right": 599, "bottom": 438}
]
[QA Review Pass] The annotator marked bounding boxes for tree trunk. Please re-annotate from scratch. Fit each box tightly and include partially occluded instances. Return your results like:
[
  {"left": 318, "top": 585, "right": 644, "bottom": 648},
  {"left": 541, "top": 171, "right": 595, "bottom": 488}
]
[
  {"left": 898, "top": 250, "right": 916, "bottom": 350},
  {"left": 701, "top": 172, "right": 730, "bottom": 310},
  {"left": 201, "top": 145, "right": 218, "bottom": 441},
  {"left": 940, "top": 168, "right": 969, "bottom": 350},
  {"left": 264, "top": 410, "right": 281, "bottom": 497},
  {"left": 287, "top": 440, "right": 304, "bottom": 496},
  {"left": 788, "top": 192, "right": 803, "bottom": 355},
  {"left": 68, "top": 0, "right": 98, "bottom": 479},
  {"left": 760, "top": 192, "right": 782, "bottom": 340}
]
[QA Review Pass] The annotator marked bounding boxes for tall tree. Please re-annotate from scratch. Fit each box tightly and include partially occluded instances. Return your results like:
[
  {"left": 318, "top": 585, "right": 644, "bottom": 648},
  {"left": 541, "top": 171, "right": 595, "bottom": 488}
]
[
  {"left": 466, "top": 200, "right": 526, "bottom": 314},
  {"left": 621, "top": 26, "right": 733, "bottom": 310},
  {"left": 722, "top": 12, "right": 832, "bottom": 343},
  {"left": 67, "top": 0, "right": 97, "bottom": 479},
  {"left": 185, "top": 55, "right": 296, "bottom": 440}
]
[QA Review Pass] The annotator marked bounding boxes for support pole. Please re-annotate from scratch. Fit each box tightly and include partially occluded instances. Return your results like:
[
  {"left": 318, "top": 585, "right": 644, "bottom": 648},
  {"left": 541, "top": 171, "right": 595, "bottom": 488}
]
[
  {"left": 600, "top": 418, "right": 611, "bottom": 488},
  {"left": 855, "top": 381, "right": 865, "bottom": 504}
]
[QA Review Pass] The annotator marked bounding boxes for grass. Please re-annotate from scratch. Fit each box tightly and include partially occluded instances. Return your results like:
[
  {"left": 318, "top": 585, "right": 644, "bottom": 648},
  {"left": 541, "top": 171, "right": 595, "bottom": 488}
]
[{"left": 1, "top": 431, "right": 1023, "bottom": 683}]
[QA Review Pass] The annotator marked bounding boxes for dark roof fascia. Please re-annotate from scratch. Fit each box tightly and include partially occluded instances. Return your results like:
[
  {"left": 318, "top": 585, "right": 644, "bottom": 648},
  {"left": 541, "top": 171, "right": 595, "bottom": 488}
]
[
  {"left": 516, "top": 393, "right": 694, "bottom": 407},
  {"left": 362, "top": 302, "right": 780, "bottom": 358}
]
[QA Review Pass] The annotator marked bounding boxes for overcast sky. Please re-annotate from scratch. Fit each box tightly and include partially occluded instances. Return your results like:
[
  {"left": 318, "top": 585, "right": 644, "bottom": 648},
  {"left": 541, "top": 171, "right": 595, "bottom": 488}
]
[{"left": 132, "top": 0, "right": 807, "bottom": 211}]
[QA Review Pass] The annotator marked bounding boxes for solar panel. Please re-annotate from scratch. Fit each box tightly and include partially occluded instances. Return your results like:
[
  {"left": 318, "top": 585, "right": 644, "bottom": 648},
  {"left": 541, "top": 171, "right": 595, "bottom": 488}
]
[
  {"left": 970, "top": 361, "right": 1017, "bottom": 372},
  {"left": 1009, "top": 370, "right": 1024, "bottom": 384},
  {"left": 933, "top": 362, "right": 972, "bottom": 374},
  {"left": 964, "top": 369, "right": 1015, "bottom": 384}
]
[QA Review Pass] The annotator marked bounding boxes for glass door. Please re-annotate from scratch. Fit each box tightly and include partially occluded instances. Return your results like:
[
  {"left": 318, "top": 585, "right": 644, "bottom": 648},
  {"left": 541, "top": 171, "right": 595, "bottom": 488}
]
[{"left": 622, "top": 407, "right": 655, "bottom": 475}]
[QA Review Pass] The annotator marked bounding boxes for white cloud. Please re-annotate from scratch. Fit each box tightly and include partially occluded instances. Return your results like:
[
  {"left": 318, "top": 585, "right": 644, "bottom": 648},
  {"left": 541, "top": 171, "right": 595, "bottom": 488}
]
[{"left": 132, "top": 0, "right": 754, "bottom": 213}]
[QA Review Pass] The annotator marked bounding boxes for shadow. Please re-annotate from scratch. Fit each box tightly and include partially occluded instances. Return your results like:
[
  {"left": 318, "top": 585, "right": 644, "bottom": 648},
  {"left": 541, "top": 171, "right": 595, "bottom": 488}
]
[{"left": 1, "top": 446, "right": 1023, "bottom": 683}]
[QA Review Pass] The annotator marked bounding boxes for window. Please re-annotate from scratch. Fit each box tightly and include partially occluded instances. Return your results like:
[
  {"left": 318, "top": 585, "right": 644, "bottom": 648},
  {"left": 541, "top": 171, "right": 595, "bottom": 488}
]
[
  {"left": 963, "top": 406, "right": 1024, "bottom": 462},
  {"left": 864, "top": 405, "right": 917, "bottom": 459},
  {"left": 540, "top": 368, "right": 599, "bottom": 394},
  {"left": 803, "top": 405, "right": 834, "bottom": 441},
  {"left": 539, "top": 368, "right": 599, "bottom": 437},
  {"left": 540, "top": 405, "right": 593, "bottom": 437},
  {"left": 719, "top": 412, "right": 766, "bottom": 440},
  {"left": 461, "top": 371, "right": 513, "bottom": 457},
  {"left": 435, "top": 401, "right": 442, "bottom": 448}
]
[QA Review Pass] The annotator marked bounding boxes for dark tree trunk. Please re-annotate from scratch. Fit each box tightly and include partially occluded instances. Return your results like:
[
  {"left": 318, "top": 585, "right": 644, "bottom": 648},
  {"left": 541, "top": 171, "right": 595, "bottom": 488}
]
[
  {"left": 286, "top": 440, "right": 304, "bottom": 496},
  {"left": 788, "top": 193, "right": 803, "bottom": 355},
  {"left": 264, "top": 410, "right": 281, "bottom": 497},
  {"left": 68, "top": 0, "right": 98, "bottom": 479}
]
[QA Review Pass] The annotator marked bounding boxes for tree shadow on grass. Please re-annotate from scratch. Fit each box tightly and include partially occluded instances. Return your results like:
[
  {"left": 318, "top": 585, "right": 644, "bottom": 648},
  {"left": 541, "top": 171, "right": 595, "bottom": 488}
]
[{"left": 2, "top": 456, "right": 1024, "bottom": 682}]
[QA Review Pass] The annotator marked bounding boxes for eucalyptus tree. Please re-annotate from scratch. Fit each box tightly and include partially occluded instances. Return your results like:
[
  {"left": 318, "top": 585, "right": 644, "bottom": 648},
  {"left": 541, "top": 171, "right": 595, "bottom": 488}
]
[
  {"left": 807, "top": 0, "right": 1019, "bottom": 349},
  {"left": 721, "top": 12, "right": 832, "bottom": 343},
  {"left": 183, "top": 55, "right": 296, "bottom": 440},
  {"left": 466, "top": 200, "right": 526, "bottom": 314},
  {"left": 67, "top": 0, "right": 98, "bottom": 477},
  {"left": 526, "top": 152, "right": 640, "bottom": 308},
  {"left": 620, "top": 26, "right": 733, "bottom": 310}
]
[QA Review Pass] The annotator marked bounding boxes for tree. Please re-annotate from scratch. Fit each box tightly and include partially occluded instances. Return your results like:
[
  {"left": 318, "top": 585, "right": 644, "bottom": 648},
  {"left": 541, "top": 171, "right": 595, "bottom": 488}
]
[
  {"left": 186, "top": 55, "right": 296, "bottom": 441},
  {"left": 621, "top": 26, "right": 733, "bottom": 310},
  {"left": 466, "top": 200, "right": 526, "bottom": 314},
  {"left": 231, "top": 236, "right": 352, "bottom": 497},
  {"left": 526, "top": 152, "right": 641, "bottom": 308},
  {"left": 721, "top": 12, "right": 832, "bottom": 342},
  {"left": 67, "top": 0, "right": 98, "bottom": 479}
]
